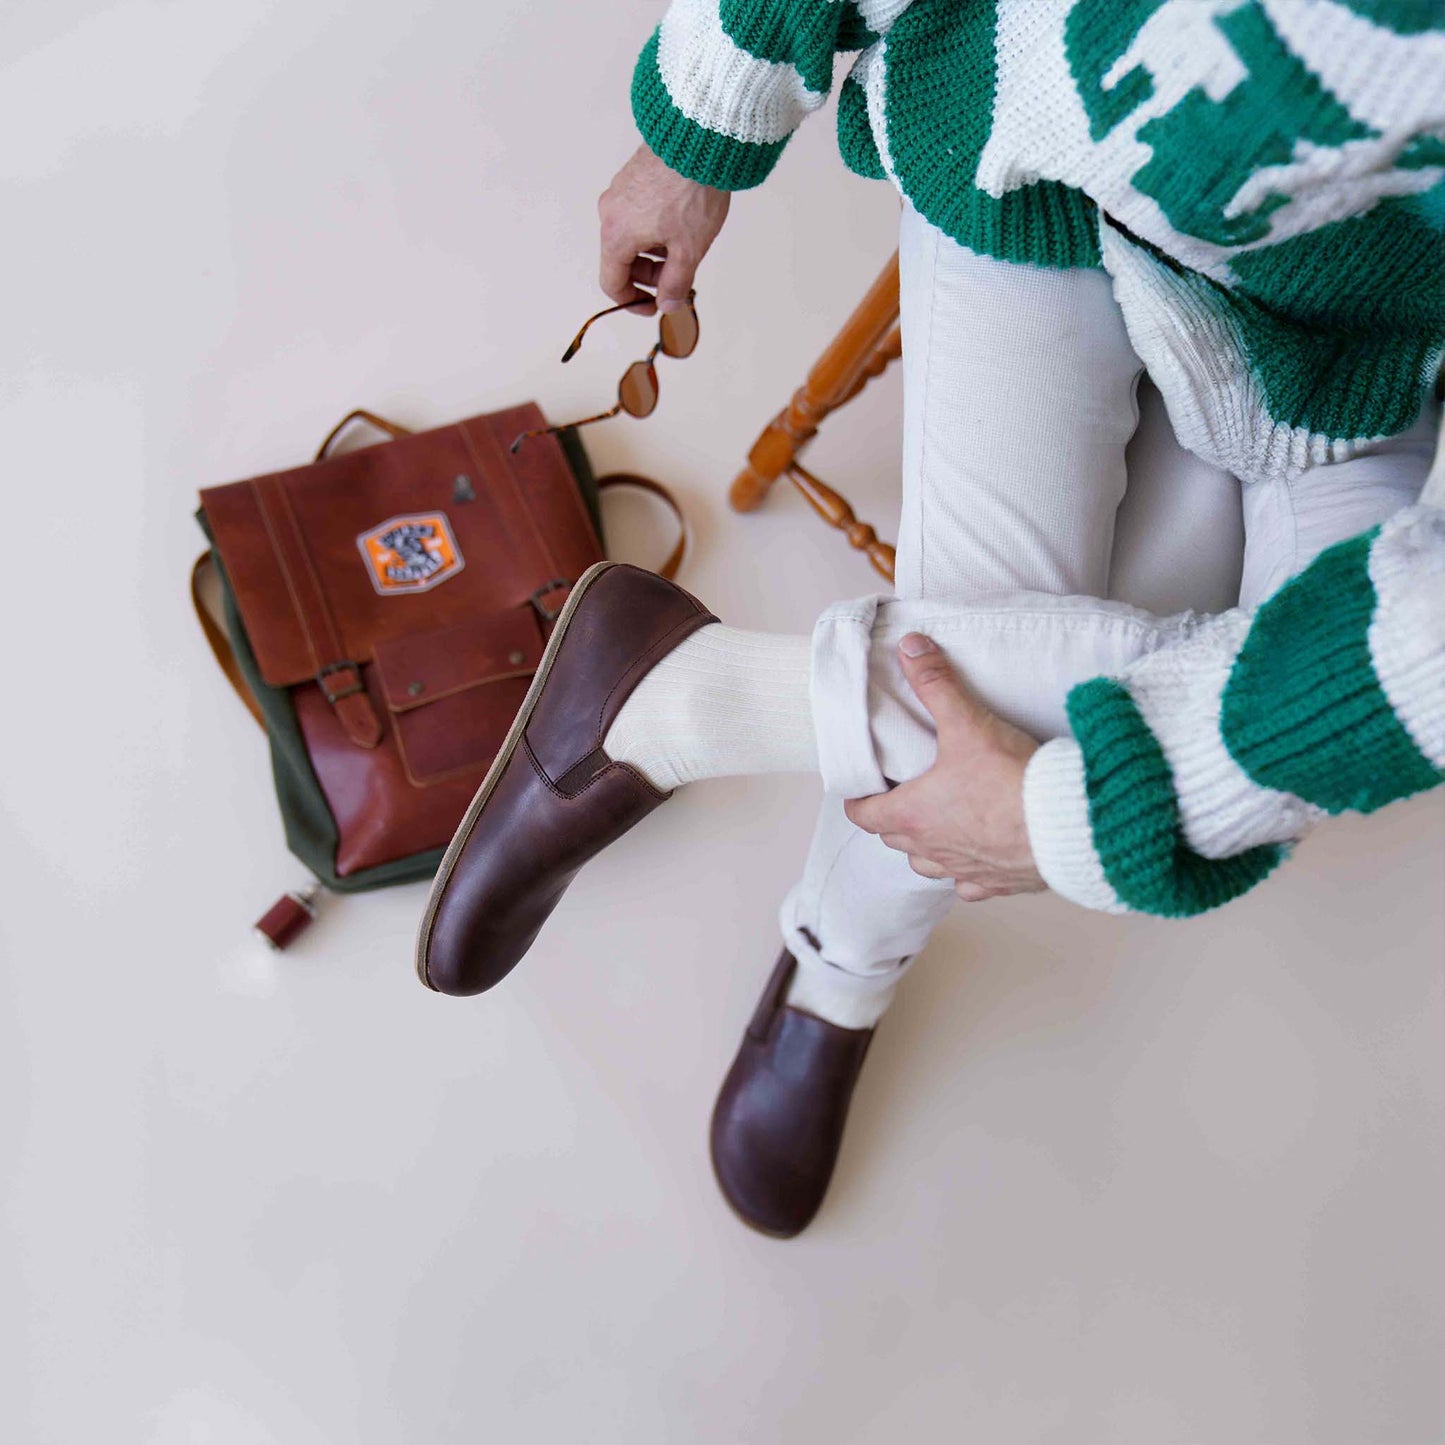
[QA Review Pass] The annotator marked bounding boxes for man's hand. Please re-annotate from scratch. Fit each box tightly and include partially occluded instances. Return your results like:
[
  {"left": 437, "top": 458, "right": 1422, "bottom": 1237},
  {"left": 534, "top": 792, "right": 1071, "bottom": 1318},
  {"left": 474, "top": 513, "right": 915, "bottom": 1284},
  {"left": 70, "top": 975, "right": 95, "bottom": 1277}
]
[
  {"left": 598, "top": 145, "right": 730, "bottom": 315},
  {"left": 844, "top": 635, "right": 1047, "bottom": 902}
]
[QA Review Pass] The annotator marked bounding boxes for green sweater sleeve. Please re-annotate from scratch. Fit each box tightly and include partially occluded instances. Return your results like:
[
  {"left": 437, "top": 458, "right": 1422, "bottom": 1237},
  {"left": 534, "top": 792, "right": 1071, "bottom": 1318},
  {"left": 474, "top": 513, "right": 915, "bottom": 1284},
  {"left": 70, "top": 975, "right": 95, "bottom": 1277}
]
[
  {"left": 1023, "top": 504, "right": 1445, "bottom": 918},
  {"left": 631, "top": 0, "right": 874, "bottom": 190}
]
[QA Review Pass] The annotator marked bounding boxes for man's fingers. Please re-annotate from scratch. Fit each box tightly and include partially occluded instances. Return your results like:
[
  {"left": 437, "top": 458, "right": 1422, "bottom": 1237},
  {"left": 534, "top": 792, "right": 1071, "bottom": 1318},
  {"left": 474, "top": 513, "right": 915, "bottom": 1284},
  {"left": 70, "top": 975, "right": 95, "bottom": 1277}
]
[
  {"left": 600, "top": 255, "right": 643, "bottom": 307},
  {"left": 621, "top": 256, "right": 662, "bottom": 315},
  {"left": 599, "top": 220, "right": 648, "bottom": 305},
  {"left": 654, "top": 246, "right": 697, "bottom": 312},
  {"left": 897, "top": 634, "right": 991, "bottom": 742},
  {"left": 602, "top": 243, "right": 681, "bottom": 311}
]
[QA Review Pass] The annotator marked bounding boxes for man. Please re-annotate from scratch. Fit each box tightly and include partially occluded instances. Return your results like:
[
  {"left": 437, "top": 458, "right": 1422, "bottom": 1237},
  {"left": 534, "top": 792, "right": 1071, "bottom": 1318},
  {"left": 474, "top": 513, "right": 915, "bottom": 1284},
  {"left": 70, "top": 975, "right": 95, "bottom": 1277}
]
[{"left": 417, "top": 0, "right": 1445, "bottom": 1237}]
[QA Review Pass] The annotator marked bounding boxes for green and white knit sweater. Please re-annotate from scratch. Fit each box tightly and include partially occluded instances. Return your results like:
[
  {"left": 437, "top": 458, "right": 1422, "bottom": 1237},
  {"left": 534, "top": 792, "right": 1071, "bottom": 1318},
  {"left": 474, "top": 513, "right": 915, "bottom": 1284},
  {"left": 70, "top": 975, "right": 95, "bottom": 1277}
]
[
  {"left": 633, "top": 0, "right": 1445, "bottom": 486},
  {"left": 633, "top": 0, "right": 1445, "bottom": 915}
]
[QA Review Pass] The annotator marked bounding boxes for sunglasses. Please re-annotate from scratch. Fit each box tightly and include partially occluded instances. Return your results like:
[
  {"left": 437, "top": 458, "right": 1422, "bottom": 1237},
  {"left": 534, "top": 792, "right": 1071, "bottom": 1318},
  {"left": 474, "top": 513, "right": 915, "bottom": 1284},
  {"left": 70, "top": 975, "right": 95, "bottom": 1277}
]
[{"left": 510, "top": 291, "right": 699, "bottom": 452}]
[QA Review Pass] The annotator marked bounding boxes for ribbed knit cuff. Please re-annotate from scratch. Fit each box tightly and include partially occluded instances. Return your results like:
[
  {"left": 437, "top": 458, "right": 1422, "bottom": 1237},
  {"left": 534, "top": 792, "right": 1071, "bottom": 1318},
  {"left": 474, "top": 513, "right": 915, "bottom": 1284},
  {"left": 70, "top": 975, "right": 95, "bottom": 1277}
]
[
  {"left": 1066, "top": 677, "right": 1287, "bottom": 918},
  {"left": 1022, "top": 739, "right": 1127, "bottom": 914},
  {"left": 631, "top": 29, "right": 790, "bottom": 191}
]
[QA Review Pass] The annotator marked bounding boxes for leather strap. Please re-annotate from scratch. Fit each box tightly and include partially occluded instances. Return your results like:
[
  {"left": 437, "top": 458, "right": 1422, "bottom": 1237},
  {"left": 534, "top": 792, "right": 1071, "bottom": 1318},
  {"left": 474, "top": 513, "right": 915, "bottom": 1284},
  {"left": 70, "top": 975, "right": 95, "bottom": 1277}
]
[
  {"left": 191, "top": 553, "right": 265, "bottom": 728},
  {"left": 320, "top": 411, "right": 687, "bottom": 578},
  {"left": 196, "top": 530, "right": 391, "bottom": 742},
  {"left": 460, "top": 413, "right": 567, "bottom": 580},
  {"left": 596, "top": 472, "right": 688, "bottom": 581},
  {"left": 251, "top": 472, "right": 384, "bottom": 748},
  {"left": 315, "top": 408, "right": 413, "bottom": 462},
  {"left": 313, "top": 411, "right": 686, "bottom": 577}
]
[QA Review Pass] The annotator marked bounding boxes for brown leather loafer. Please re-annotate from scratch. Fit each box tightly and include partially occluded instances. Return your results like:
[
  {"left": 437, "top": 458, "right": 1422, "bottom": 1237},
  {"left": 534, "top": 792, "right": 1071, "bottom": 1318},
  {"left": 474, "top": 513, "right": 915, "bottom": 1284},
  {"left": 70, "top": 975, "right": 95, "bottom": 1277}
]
[
  {"left": 710, "top": 951, "right": 875, "bottom": 1238},
  {"left": 415, "top": 561, "right": 716, "bottom": 996}
]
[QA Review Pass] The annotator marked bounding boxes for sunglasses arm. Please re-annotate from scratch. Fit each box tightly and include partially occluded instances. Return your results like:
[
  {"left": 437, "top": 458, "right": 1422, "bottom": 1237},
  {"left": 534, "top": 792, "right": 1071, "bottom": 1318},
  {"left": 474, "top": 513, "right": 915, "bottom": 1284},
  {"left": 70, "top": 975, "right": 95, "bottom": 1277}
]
[
  {"left": 510, "top": 402, "right": 624, "bottom": 453},
  {"left": 561, "top": 297, "right": 654, "bottom": 362}
]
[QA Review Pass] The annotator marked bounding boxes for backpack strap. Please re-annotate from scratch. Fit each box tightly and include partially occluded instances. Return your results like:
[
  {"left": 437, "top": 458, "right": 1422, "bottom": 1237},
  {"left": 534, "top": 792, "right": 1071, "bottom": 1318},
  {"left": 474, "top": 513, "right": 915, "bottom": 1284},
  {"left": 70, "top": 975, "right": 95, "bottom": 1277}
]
[
  {"left": 314, "top": 408, "right": 413, "bottom": 461},
  {"left": 316, "top": 411, "right": 688, "bottom": 578},
  {"left": 191, "top": 552, "right": 264, "bottom": 729},
  {"left": 596, "top": 472, "right": 688, "bottom": 581}
]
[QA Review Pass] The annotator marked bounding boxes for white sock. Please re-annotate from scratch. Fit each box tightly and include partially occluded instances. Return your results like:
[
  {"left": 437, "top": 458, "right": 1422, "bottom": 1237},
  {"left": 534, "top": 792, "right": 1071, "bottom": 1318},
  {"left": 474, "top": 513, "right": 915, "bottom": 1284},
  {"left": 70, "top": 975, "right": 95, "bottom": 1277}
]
[
  {"left": 785, "top": 960, "right": 898, "bottom": 1030},
  {"left": 605, "top": 623, "right": 895, "bottom": 1032},
  {"left": 603, "top": 624, "right": 817, "bottom": 791}
]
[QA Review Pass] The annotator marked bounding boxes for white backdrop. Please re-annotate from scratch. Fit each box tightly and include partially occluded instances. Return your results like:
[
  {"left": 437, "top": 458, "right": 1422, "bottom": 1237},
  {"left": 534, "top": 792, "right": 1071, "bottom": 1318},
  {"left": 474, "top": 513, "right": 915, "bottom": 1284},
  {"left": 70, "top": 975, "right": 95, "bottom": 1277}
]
[{"left": 2, "top": 3, "right": 1442, "bottom": 1442}]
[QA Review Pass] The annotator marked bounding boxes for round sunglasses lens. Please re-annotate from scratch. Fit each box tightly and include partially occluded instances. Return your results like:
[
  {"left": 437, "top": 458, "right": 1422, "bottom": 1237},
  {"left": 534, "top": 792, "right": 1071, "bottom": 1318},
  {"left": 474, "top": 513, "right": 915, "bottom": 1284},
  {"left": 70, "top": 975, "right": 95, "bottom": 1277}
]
[
  {"left": 659, "top": 306, "right": 699, "bottom": 358},
  {"left": 619, "top": 361, "right": 658, "bottom": 417}
]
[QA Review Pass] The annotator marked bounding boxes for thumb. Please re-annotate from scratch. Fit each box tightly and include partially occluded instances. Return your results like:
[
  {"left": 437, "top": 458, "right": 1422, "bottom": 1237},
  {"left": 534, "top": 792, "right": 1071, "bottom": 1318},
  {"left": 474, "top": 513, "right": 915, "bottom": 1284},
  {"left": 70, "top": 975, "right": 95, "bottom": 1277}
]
[{"left": 897, "top": 634, "right": 989, "bottom": 742}]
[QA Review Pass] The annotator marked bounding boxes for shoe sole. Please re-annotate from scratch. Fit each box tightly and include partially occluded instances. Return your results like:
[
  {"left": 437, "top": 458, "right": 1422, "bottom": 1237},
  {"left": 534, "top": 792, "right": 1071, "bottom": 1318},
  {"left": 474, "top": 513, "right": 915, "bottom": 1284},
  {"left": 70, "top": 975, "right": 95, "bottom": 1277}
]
[{"left": 414, "top": 558, "right": 617, "bottom": 990}]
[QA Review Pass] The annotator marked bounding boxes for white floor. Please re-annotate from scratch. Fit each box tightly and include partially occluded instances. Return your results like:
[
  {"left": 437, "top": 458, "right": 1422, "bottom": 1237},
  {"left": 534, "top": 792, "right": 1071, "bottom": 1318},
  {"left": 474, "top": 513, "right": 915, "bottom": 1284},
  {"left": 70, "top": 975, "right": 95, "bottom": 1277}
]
[{"left": 3, "top": 4, "right": 1444, "bottom": 1442}]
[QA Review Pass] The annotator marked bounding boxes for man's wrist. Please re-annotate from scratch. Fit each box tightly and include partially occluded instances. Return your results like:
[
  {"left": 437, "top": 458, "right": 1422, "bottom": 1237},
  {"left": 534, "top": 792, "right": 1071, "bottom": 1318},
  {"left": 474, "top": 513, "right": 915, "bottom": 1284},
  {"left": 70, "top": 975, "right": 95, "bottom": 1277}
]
[{"left": 631, "top": 28, "right": 789, "bottom": 191}]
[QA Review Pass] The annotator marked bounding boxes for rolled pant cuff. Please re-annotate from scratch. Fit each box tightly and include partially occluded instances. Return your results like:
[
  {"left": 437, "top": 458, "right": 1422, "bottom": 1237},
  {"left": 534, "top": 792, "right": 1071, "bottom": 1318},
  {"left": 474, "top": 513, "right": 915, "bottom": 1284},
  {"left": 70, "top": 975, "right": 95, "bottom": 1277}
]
[
  {"left": 811, "top": 597, "right": 890, "bottom": 798},
  {"left": 781, "top": 919, "right": 912, "bottom": 1002},
  {"left": 779, "top": 881, "right": 915, "bottom": 994}
]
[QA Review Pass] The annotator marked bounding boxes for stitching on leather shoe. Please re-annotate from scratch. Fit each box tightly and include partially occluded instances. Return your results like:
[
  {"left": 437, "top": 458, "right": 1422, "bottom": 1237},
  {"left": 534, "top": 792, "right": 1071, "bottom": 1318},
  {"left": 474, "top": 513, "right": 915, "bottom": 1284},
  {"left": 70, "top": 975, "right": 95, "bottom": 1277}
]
[
  {"left": 591, "top": 605, "right": 713, "bottom": 746},
  {"left": 523, "top": 733, "right": 572, "bottom": 800}
]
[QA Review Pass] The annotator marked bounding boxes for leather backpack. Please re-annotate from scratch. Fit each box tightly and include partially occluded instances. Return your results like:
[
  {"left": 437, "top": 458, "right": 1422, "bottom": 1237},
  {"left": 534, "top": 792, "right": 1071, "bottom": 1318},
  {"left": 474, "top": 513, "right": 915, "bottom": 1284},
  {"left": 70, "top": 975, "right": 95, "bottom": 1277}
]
[{"left": 193, "top": 404, "right": 683, "bottom": 947}]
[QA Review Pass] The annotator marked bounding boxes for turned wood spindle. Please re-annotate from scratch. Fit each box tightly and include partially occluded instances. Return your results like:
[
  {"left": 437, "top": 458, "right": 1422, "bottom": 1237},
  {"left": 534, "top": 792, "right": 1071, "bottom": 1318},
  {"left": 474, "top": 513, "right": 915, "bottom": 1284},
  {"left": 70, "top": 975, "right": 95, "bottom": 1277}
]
[
  {"left": 730, "top": 254, "right": 902, "bottom": 516},
  {"left": 787, "top": 463, "right": 896, "bottom": 584}
]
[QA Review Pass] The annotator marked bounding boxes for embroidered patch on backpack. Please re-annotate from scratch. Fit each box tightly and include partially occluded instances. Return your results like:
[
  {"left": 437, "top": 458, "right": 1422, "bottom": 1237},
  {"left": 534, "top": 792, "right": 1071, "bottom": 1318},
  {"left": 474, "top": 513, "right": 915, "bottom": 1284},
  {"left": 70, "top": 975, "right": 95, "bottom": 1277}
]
[{"left": 357, "top": 513, "right": 464, "bottom": 595}]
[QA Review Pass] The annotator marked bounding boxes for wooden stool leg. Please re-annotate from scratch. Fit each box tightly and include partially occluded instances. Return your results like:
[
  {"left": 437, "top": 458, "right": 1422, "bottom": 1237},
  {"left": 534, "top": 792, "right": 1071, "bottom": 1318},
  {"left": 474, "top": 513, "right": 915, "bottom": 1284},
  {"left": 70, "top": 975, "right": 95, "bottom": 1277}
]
[
  {"left": 787, "top": 463, "right": 896, "bottom": 584},
  {"left": 729, "top": 456, "right": 779, "bottom": 513},
  {"left": 730, "top": 253, "right": 901, "bottom": 513}
]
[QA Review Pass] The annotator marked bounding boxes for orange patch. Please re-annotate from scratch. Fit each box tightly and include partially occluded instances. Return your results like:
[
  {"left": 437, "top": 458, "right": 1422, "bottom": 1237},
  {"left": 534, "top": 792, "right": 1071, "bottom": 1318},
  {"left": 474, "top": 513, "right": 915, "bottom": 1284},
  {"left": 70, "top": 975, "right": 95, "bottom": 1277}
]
[{"left": 357, "top": 513, "right": 464, "bottom": 595}]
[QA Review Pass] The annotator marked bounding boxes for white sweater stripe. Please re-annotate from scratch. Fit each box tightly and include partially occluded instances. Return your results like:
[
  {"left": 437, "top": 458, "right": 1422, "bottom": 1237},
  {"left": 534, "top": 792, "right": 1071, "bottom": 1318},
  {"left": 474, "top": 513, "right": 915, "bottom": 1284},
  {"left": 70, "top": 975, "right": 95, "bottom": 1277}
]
[
  {"left": 1367, "top": 506, "right": 1445, "bottom": 771},
  {"left": 854, "top": 40, "right": 896, "bottom": 182},
  {"left": 657, "top": 0, "right": 832, "bottom": 146},
  {"left": 1022, "top": 740, "right": 1127, "bottom": 914},
  {"left": 1259, "top": 0, "right": 1445, "bottom": 136},
  {"left": 852, "top": 0, "right": 912, "bottom": 32},
  {"left": 1100, "top": 225, "right": 1368, "bottom": 486}
]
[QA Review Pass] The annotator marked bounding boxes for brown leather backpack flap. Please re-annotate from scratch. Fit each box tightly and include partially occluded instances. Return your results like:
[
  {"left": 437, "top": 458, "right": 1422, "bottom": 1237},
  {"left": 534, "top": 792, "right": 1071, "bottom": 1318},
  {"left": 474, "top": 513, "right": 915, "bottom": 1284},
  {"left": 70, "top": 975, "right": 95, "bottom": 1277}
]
[
  {"left": 199, "top": 404, "right": 601, "bottom": 690},
  {"left": 372, "top": 609, "right": 544, "bottom": 786}
]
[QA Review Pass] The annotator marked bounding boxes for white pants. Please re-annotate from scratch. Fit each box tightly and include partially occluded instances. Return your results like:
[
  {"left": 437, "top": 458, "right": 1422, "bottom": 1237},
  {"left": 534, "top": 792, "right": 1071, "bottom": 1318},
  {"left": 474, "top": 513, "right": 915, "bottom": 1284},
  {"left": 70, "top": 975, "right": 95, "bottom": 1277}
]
[{"left": 779, "top": 204, "right": 1434, "bottom": 1007}]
